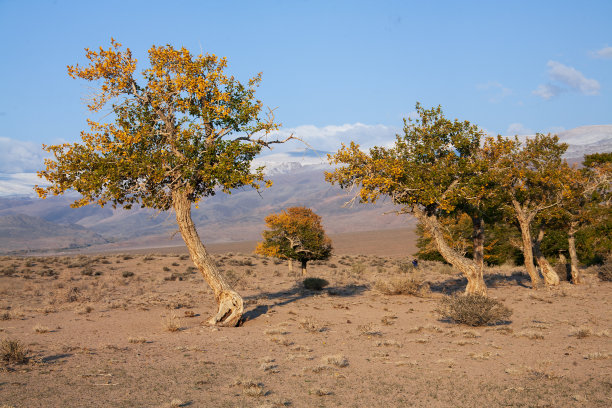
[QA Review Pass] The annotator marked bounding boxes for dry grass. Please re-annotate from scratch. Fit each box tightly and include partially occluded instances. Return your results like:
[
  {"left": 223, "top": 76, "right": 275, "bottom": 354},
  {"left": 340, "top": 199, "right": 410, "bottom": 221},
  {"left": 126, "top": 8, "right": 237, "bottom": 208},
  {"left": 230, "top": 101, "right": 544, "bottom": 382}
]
[
  {"left": 436, "top": 294, "right": 512, "bottom": 326},
  {"left": 33, "top": 324, "right": 50, "bottom": 333},
  {"left": 358, "top": 323, "right": 382, "bottom": 336},
  {"left": 163, "top": 313, "right": 181, "bottom": 332},
  {"left": 321, "top": 354, "right": 349, "bottom": 367},
  {"left": 570, "top": 326, "right": 593, "bottom": 338},
  {"left": 374, "top": 277, "right": 430, "bottom": 296},
  {"left": 299, "top": 317, "right": 326, "bottom": 333},
  {"left": 1, "top": 338, "right": 29, "bottom": 364}
]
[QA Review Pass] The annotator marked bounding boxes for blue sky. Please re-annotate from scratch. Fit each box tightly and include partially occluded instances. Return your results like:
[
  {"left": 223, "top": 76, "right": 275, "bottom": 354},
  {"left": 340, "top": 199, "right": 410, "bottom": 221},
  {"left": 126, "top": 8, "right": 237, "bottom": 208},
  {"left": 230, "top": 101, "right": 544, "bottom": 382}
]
[{"left": 0, "top": 0, "right": 611, "bottom": 182}]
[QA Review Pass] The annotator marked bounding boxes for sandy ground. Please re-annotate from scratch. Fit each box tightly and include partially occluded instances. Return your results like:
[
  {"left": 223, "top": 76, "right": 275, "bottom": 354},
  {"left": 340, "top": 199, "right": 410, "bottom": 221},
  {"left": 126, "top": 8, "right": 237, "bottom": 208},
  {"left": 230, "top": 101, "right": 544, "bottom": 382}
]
[{"left": 0, "top": 230, "right": 611, "bottom": 407}]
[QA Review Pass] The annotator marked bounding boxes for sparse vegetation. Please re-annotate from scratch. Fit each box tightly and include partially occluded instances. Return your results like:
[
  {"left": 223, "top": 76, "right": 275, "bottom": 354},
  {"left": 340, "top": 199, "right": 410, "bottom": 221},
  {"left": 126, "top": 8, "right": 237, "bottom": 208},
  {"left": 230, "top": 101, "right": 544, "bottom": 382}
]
[
  {"left": 436, "top": 294, "right": 512, "bottom": 326},
  {"left": 1, "top": 338, "right": 29, "bottom": 364},
  {"left": 374, "top": 277, "right": 429, "bottom": 296}
]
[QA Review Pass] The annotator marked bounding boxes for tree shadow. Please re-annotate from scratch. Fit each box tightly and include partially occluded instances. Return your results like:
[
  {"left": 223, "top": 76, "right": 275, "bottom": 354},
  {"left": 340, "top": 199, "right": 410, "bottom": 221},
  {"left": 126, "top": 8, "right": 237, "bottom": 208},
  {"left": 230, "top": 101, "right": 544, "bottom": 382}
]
[
  {"left": 429, "top": 272, "right": 532, "bottom": 295},
  {"left": 241, "top": 283, "right": 368, "bottom": 324},
  {"left": 41, "top": 353, "right": 73, "bottom": 363}
]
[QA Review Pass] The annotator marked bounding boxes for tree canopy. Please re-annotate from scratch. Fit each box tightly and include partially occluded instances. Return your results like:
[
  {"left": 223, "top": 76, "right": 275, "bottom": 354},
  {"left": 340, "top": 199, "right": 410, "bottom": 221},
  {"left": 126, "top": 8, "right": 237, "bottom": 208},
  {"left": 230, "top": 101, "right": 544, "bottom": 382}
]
[
  {"left": 36, "top": 39, "right": 287, "bottom": 210},
  {"left": 255, "top": 207, "right": 332, "bottom": 275}
]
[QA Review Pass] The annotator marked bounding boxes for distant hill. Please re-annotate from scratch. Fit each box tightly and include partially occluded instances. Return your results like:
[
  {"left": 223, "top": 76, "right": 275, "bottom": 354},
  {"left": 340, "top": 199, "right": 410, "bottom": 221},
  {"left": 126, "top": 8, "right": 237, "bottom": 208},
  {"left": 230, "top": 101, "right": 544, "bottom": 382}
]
[
  {"left": 0, "top": 214, "right": 109, "bottom": 253},
  {"left": 0, "top": 166, "right": 412, "bottom": 253}
]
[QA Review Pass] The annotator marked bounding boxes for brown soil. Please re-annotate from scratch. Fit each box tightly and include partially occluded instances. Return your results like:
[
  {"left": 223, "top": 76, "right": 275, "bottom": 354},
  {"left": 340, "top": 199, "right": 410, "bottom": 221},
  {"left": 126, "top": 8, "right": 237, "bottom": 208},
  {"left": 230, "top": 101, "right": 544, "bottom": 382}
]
[{"left": 1, "top": 229, "right": 611, "bottom": 407}]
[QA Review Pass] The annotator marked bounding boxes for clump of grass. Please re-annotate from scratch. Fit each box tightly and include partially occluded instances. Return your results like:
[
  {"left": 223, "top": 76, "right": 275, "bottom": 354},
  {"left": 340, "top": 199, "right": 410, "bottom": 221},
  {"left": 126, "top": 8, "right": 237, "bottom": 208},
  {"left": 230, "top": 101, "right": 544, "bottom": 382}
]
[
  {"left": 234, "top": 379, "right": 267, "bottom": 397},
  {"left": 517, "top": 330, "right": 545, "bottom": 340},
  {"left": 583, "top": 352, "right": 612, "bottom": 360},
  {"left": 33, "top": 324, "right": 50, "bottom": 334},
  {"left": 358, "top": 323, "right": 382, "bottom": 337},
  {"left": 163, "top": 314, "right": 181, "bottom": 332},
  {"left": 1, "top": 338, "right": 29, "bottom": 364},
  {"left": 302, "top": 277, "right": 329, "bottom": 291},
  {"left": 122, "top": 271, "right": 134, "bottom": 278},
  {"left": 321, "top": 354, "right": 349, "bottom": 367},
  {"left": 436, "top": 294, "right": 512, "bottom": 326},
  {"left": 299, "top": 317, "right": 326, "bottom": 333},
  {"left": 374, "top": 277, "right": 430, "bottom": 297},
  {"left": 596, "top": 261, "right": 612, "bottom": 281},
  {"left": 0, "top": 311, "right": 10, "bottom": 321},
  {"left": 128, "top": 337, "right": 147, "bottom": 344},
  {"left": 570, "top": 326, "right": 593, "bottom": 339}
]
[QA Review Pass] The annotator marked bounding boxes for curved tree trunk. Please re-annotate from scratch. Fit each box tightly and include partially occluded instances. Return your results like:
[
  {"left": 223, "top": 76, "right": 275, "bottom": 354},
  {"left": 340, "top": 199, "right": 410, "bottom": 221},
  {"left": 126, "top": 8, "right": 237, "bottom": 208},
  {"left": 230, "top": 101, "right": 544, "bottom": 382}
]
[
  {"left": 414, "top": 207, "right": 486, "bottom": 295},
  {"left": 568, "top": 223, "right": 581, "bottom": 284},
  {"left": 288, "top": 259, "right": 294, "bottom": 274},
  {"left": 301, "top": 260, "right": 308, "bottom": 275},
  {"left": 173, "top": 190, "right": 243, "bottom": 327},
  {"left": 512, "top": 200, "right": 541, "bottom": 288},
  {"left": 533, "top": 227, "right": 560, "bottom": 286}
]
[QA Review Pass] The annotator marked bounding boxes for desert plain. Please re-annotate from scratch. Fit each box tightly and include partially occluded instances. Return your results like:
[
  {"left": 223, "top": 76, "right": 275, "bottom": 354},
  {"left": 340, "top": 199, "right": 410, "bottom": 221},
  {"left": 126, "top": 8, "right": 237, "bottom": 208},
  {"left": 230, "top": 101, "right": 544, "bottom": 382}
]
[{"left": 0, "top": 228, "right": 611, "bottom": 407}]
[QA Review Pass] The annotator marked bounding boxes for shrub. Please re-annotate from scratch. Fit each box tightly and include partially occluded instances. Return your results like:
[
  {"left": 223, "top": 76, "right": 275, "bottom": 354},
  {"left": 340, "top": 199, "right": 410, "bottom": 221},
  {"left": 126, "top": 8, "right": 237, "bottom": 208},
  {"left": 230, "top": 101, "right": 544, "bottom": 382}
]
[
  {"left": 596, "top": 261, "right": 612, "bottom": 282},
  {"left": 1, "top": 338, "right": 29, "bottom": 364},
  {"left": 436, "top": 294, "right": 512, "bottom": 326},
  {"left": 374, "top": 277, "right": 430, "bottom": 297},
  {"left": 122, "top": 271, "right": 134, "bottom": 278},
  {"left": 303, "top": 277, "right": 329, "bottom": 291}
]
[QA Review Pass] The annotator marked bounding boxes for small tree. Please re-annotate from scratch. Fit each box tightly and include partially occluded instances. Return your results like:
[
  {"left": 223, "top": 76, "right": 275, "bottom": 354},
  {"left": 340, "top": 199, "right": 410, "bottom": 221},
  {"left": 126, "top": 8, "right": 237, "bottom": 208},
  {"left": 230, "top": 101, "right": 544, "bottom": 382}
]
[
  {"left": 36, "top": 40, "right": 292, "bottom": 326},
  {"left": 255, "top": 207, "right": 332, "bottom": 275}
]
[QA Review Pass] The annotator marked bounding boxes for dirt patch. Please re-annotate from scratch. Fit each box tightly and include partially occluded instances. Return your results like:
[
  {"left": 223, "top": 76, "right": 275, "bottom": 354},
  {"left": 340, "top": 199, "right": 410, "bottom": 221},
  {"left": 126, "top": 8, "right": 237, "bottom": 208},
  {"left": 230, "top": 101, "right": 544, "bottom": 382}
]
[{"left": 0, "top": 240, "right": 610, "bottom": 407}]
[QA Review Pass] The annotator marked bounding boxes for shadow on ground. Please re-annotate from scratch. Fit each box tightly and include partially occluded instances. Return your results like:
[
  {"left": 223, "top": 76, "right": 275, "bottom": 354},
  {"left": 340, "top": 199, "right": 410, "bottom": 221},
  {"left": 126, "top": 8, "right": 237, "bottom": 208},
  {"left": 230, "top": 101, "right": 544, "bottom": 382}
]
[
  {"left": 429, "top": 272, "right": 532, "bottom": 295},
  {"left": 241, "top": 283, "right": 368, "bottom": 323}
]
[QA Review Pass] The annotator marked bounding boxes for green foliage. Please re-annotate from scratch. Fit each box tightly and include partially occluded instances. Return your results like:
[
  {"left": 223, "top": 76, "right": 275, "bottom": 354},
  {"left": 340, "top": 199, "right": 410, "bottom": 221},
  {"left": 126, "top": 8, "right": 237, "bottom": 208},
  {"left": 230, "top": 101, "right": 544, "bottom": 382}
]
[
  {"left": 303, "top": 277, "right": 329, "bottom": 291},
  {"left": 255, "top": 207, "right": 333, "bottom": 265},
  {"left": 436, "top": 294, "right": 512, "bottom": 326}
]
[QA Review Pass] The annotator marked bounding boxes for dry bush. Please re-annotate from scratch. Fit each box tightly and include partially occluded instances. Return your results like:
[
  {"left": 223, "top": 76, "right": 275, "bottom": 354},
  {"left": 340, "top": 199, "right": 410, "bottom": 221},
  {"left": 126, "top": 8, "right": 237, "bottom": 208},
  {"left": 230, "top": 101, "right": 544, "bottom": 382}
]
[
  {"left": 299, "top": 317, "right": 327, "bottom": 333},
  {"left": 374, "top": 277, "right": 430, "bottom": 297},
  {"left": 0, "top": 311, "right": 10, "bottom": 320},
  {"left": 595, "top": 261, "right": 612, "bottom": 281},
  {"left": 358, "top": 323, "right": 382, "bottom": 336},
  {"left": 163, "top": 314, "right": 181, "bottom": 332},
  {"left": 128, "top": 337, "right": 147, "bottom": 344},
  {"left": 302, "top": 277, "right": 328, "bottom": 291},
  {"left": 570, "top": 327, "right": 593, "bottom": 339},
  {"left": 436, "top": 294, "right": 512, "bottom": 326},
  {"left": 1, "top": 338, "right": 29, "bottom": 364},
  {"left": 33, "top": 324, "right": 50, "bottom": 334},
  {"left": 321, "top": 354, "right": 349, "bottom": 367}
]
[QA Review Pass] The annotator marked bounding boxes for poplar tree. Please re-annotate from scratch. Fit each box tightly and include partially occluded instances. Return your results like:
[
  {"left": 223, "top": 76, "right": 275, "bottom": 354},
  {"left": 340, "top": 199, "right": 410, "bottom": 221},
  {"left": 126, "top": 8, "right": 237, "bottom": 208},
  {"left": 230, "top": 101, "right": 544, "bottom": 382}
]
[{"left": 36, "top": 40, "right": 291, "bottom": 326}]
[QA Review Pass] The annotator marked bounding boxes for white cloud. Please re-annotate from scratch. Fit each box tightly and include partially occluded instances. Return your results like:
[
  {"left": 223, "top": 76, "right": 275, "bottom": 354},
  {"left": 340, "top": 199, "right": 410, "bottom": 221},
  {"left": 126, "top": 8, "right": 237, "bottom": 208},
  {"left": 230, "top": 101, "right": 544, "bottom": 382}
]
[
  {"left": 506, "top": 123, "right": 534, "bottom": 136},
  {"left": 547, "top": 61, "right": 600, "bottom": 95},
  {"left": 592, "top": 46, "right": 612, "bottom": 59},
  {"left": 0, "top": 173, "right": 45, "bottom": 196},
  {"left": 0, "top": 137, "right": 48, "bottom": 173},
  {"left": 477, "top": 81, "right": 512, "bottom": 103},
  {"left": 534, "top": 61, "right": 600, "bottom": 99},
  {"left": 261, "top": 123, "right": 399, "bottom": 156},
  {"left": 532, "top": 83, "right": 563, "bottom": 100}
]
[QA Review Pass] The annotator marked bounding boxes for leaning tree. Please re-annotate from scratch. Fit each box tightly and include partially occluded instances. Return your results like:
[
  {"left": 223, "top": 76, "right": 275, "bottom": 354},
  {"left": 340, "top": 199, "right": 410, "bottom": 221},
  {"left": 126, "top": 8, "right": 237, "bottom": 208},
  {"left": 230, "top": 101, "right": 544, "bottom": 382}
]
[
  {"left": 36, "top": 39, "right": 292, "bottom": 326},
  {"left": 326, "top": 104, "right": 503, "bottom": 295},
  {"left": 255, "top": 207, "right": 333, "bottom": 275}
]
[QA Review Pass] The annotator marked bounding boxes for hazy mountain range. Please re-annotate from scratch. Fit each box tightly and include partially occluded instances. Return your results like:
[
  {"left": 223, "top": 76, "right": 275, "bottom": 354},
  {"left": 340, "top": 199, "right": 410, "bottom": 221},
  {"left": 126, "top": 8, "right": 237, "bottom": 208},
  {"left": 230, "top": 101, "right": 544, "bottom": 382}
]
[{"left": 0, "top": 124, "right": 610, "bottom": 254}]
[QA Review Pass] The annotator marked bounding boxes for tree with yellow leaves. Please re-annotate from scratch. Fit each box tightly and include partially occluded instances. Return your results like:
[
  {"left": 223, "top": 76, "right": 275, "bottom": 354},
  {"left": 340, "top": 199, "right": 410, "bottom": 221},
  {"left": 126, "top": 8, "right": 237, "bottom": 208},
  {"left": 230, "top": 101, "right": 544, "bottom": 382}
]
[
  {"left": 255, "top": 207, "right": 332, "bottom": 275},
  {"left": 36, "top": 39, "right": 292, "bottom": 326}
]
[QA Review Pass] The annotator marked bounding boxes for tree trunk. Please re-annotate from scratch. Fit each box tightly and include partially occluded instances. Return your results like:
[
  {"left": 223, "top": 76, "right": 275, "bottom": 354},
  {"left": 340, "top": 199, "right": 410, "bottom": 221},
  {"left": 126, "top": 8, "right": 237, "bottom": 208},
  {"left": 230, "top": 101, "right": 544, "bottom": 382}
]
[
  {"left": 288, "top": 259, "right": 293, "bottom": 274},
  {"left": 413, "top": 207, "right": 486, "bottom": 295},
  {"left": 568, "top": 223, "right": 581, "bottom": 284},
  {"left": 470, "top": 215, "right": 486, "bottom": 294},
  {"left": 512, "top": 200, "right": 541, "bottom": 288},
  {"left": 301, "top": 260, "right": 308, "bottom": 275},
  {"left": 558, "top": 252, "right": 570, "bottom": 281},
  {"left": 533, "top": 227, "right": 559, "bottom": 286},
  {"left": 172, "top": 190, "right": 243, "bottom": 326}
]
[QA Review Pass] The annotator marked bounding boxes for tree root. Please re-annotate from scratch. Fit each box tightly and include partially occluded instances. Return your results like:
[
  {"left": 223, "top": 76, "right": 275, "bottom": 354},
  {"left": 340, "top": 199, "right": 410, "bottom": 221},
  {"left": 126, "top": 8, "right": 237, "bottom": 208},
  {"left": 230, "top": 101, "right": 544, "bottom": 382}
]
[{"left": 207, "top": 290, "right": 244, "bottom": 327}]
